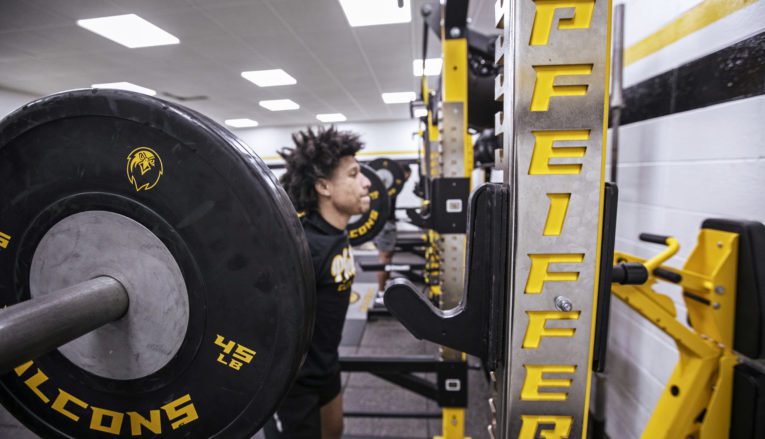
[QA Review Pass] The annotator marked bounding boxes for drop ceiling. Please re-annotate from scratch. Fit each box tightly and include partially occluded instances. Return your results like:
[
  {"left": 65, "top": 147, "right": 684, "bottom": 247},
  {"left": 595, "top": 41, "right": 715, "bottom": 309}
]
[{"left": 0, "top": 0, "right": 498, "bottom": 127}]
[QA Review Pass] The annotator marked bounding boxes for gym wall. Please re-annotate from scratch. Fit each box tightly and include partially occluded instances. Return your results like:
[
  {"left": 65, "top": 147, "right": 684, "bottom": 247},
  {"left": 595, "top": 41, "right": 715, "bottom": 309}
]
[
  {"left": 0, "top": 88, "right": 420, "bottom": 166},
  {"left": 0, "top": 91, "right": 424, "bottom": 246},
  {"left": 0, "top": 87, "right": 38, "bottom": 118},
  {"left": 0, "top": 86, "right": 494, "bottom": 237},
  {"left": 605, "top": 1, "right": 765, "bottom": 437},
  {"left": 236, "top": 120, "right": 422, "bottom": 210},
  {"left": 270, "top": 163, "right": 422, "bottom": 218},
  {"left": 0, "top": 88, "right": 422, "bottom": 210},
  {"left": 234, "top": 119, "right": 419, "bottom": 166}
]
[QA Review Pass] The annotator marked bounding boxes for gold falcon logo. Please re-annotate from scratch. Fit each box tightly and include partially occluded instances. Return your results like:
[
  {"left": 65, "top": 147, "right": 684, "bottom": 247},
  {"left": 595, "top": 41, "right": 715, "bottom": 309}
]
[{"left": 126, "top": 147, "right": 163, "bottom": 191}]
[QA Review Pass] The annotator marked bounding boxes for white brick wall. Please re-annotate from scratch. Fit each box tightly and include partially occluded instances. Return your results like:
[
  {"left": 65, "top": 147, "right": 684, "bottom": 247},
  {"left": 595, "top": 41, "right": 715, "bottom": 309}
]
[
  {"left": 606, "top": 95, "right": 765, "bottom": 438},
  {"left": 604, "top": 1, "right": 765, "bottom": 436},
  {"left": 235, "top": 119, "right": 419, "bottom": 162}
]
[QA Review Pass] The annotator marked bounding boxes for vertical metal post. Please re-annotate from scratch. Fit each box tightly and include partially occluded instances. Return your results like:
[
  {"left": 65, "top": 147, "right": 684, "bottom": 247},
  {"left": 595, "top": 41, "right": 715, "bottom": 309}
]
[
  {"left": 495, "top": 0, "right": 612, "bottom": 437},
  {"left": 437, "top": 1, "right": 471, "bottom": 437},
  {"left": 610, "top": 4, "right": 625, "bottom": 183},
  {"left": 591, "top": 7, "right": 625, "bottom": 438},
  {"left": 439, "top": 0, "right": 471, "bottom": 325}
]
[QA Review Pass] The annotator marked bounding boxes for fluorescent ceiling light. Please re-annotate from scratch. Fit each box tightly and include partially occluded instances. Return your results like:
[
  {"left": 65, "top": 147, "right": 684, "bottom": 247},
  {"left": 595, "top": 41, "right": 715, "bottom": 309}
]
[
  {"left": 413, "top": 108, "right": 428, "bottom": 117},
  {"left": 413, "top": 58, "right": 443, "bottom": 76},
  {"left": 241, "top": 69, "right": 297, "bottom": 87},
  {"left": 339, "top": 0, "right": 412, "bottom": 27},
  {"left": 77, "top": 14, "right": 179, "bottom": 48},
  {"left": 91, "top": 81, "right": 156, "bottom": 96},
  {"left": 316, "top": 113, "right": 347, "bottom": 122},
  {"left": 259, "top": 99, "right": 300, "bottom": 111},
  {"left": 225, "top": 118, "right": 259, "bottom": 128},
  {"left": 382, "top": 92, "right": 415, "bottom": 104}
]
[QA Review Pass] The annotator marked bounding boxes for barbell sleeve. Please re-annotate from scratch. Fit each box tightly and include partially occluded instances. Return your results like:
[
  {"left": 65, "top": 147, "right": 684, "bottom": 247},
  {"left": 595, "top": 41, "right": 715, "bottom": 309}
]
[{"left": 0, "top": 276, "right": 129, "bottom": 375}]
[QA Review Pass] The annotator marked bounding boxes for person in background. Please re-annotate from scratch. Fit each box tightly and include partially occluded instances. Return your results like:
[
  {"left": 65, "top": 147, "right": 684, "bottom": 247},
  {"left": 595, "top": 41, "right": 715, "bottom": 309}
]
[
  {"left": 265, "top": 126, "right": 371, "bottom": 439},
  {"left": 374, "top": 164, "right": 411, "bottom": 298}
]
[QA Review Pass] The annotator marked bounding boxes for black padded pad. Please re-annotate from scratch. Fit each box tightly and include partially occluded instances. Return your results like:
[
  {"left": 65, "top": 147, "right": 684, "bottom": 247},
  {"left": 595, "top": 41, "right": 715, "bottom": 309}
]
[
  {"left": 702, "top": 219, "right": 765, "bottom": 359},
  {"left": 730, "top": 363, "right": 765, "bottom": 438}
]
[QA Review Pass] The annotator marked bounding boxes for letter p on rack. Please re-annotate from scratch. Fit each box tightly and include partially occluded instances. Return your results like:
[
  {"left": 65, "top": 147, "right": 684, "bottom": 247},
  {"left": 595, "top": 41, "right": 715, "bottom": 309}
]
[{"left": 530, "top": 0, "right": 596, "bottom": 46}]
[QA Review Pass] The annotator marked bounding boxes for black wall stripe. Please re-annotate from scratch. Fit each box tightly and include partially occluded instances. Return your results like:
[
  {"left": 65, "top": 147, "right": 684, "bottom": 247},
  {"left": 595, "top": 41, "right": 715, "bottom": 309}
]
[
  {"left": 615, "top": 30, "right": 765, "bottom": 126},
  {"left": 270, "top": 31, "right": 765, "bottom": 169}
]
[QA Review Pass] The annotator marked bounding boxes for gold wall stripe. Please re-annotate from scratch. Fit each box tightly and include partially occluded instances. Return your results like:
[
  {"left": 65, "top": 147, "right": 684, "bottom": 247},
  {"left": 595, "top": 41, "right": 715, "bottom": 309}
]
[{"left": 624, "top": 0, "right": 758, "bottom": 66}]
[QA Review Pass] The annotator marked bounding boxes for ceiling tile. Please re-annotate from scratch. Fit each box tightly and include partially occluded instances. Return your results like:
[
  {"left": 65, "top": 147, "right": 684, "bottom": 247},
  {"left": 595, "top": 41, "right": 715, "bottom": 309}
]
[
  {"left": 0, "top": 0, "right": 495, "bottom": 127},
  {"left": 25, "top": 0, "right": 125, "bottom": 21},
  {"left": 0, "top": 39, "right": 35, "bottom": 61},
  {"left": 194, "top": 2, "right": 289, "bottom": 37},
  {"left": 148, "top": 10, "right": 224, "bottom": 39},
  {"left": 0, "top": 2, "right": 70, "bottom": 33},
  {"left": 266, "top": 0, "right": 350, "bottom": 33}
]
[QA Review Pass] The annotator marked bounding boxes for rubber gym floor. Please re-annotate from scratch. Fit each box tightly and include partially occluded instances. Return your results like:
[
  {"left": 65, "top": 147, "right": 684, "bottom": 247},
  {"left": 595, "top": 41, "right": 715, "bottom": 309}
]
[{"left": 334, "top": 251, "right": 492, "bottom": 439}]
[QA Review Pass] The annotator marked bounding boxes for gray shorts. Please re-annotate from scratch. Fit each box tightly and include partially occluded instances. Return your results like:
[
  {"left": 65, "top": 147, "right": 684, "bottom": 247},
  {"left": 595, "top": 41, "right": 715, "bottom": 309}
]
[{"left": 373, "top": 221, "right": 397, "bottom": 252}]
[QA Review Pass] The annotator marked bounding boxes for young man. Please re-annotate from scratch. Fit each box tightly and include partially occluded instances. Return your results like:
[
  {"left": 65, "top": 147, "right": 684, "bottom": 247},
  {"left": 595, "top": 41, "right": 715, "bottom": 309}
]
[
  {"left": 265, "top": 126, "right": 371, "bottom": 439},
  {"left": 374, "top": 165, "right": 411, "bottom": 295}
]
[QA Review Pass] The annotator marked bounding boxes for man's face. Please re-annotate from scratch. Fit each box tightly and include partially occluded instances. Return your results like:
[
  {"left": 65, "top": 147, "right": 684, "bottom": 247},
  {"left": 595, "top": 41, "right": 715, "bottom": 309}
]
[{"left": 324, "top": 156, "right": 371, "bottom": 216}]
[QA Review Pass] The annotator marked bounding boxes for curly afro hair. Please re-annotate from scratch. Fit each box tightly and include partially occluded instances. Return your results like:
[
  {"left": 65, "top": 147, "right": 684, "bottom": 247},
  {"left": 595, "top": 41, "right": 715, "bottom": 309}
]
[{"left": 278, "top": 126, "right": 363, "bottom": 213}]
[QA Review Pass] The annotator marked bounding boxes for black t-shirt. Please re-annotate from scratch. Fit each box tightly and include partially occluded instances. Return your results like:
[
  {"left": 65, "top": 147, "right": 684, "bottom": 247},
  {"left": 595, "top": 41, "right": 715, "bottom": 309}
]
[
  {"left": 296, "top": 212, "right": 355, "bottom": 388},
  {"left": 387, "top": 193, "right": 398, "bottom": 222}
]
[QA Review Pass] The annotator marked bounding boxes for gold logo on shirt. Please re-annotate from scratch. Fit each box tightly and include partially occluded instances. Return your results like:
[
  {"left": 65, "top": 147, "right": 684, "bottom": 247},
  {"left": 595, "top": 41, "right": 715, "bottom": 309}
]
[{"left": 331, "top": 246, "right": 355, "bottom": 291}]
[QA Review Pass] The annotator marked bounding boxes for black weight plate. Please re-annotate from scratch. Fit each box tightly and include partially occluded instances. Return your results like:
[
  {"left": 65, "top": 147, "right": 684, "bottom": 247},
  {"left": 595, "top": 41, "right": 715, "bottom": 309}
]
[
  {"left": 347, "top": 165, "right": 390, "bottom": 247},
  {"left": 467, "top": 51, "right": 502, "bottom": 131},
  {"left": 0, "top": 89, "right": 315, "bottom": 438},
  {"left": 473, "top": 129, "right": 500, "bottom": 166},
  {"left": 368, "top": 158, "right": 406, "bottom": 197}
]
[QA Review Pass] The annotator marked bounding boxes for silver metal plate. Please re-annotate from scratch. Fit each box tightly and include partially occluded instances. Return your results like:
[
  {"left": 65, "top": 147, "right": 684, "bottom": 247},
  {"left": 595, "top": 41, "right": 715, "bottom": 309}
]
[
  {"left": 441, "top": 102, "right": 467, "bottom": 178},
  {"left": 437, "top": 99, "right": 468, "bottom": 362},
  {"left": 430, "top": 140, "right": 442, "bottom": 179},
  {"left": 30, "top": 211, "right": 189, "bottom": 380},
  {"left": 498, "top": 0, "right": 611, "bottom": 437},
  {"left": 439, "top": 233, "right": 466, "bottom": 310}
]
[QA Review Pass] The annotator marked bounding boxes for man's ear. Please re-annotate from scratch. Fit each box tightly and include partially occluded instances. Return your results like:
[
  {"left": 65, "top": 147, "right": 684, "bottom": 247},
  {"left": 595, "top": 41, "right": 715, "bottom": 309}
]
[{"left": 315, "top": 178, "right": 331, "bottom": 197}]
